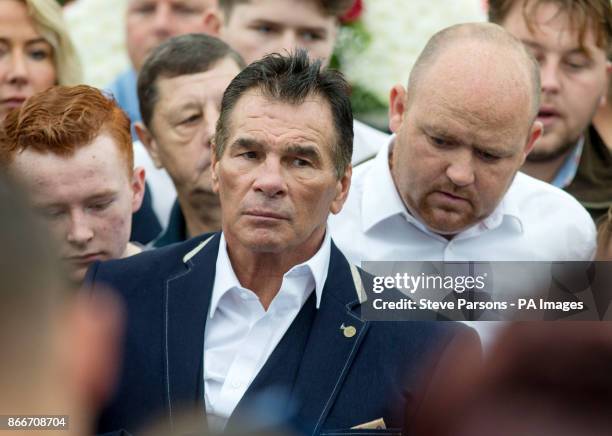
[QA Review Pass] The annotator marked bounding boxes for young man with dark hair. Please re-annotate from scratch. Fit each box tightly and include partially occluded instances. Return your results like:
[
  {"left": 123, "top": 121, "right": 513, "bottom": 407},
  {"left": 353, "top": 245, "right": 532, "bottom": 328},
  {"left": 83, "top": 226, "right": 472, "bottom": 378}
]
[{"left": 489, "top": 0, "right": 612, "bottom": 220}]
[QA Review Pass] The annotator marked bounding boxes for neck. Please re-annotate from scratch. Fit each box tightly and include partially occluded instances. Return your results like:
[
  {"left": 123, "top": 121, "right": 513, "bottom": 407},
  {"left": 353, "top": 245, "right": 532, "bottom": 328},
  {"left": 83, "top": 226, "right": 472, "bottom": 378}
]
[
  {"left": 225, "top": 228, "right": 326, "bottom": 310},
  {"left": 178, "top": 190, "right": 222, "bottom": 239},
  {"left": 593, "top": 103, "right": 612, "bottom": 153},
  {"left": 521, "top": 149, "right": 571, "bottom": 183}
]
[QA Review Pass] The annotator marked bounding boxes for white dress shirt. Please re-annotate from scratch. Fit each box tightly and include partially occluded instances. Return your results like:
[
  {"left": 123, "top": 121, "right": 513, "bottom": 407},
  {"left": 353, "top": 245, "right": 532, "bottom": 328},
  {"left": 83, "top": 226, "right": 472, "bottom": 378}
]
[
  {"left": 329, "top": 137, "right": 596, "bottom": 349},
  {"left": 203, "top": 232, "right": 331, "bottom": 426},
  {"left": 329, "top": 136, "right": 597, "bottom": 264}
]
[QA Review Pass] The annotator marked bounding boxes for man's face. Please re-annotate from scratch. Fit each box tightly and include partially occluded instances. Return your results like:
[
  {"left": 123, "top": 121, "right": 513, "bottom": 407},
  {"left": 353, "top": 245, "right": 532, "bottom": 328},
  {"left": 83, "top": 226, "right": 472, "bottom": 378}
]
[
  {"left": 10, "top": 134, "right": 145, "bottom": 283},
  {"left": 212, "top": 92, "right": 350, "bottom": 255},
  {"left": 220, "top": 0, "right": 338, "bottom": 66},
  {"left": 389, "top": 45, "right": 540, "bottom": 235},
  {"left": 126, "top": 0, "right": 212, "bottom": 71},
  {"left": 500, "top": 2, "right": 611, "bottom": 161},
  {"left": 144, "top": 58, "right": 241, "bottom": 203}
]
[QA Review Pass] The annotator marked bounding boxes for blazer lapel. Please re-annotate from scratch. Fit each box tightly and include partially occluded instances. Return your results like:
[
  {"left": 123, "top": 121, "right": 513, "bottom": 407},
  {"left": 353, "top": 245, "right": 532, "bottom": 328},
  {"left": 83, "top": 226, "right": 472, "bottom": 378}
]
[
  {"left": 290, "top": 242, "right": 370, "bottom": 434},
  {"left": 163, "top": 233, "right": 220, "bottom": 428}
]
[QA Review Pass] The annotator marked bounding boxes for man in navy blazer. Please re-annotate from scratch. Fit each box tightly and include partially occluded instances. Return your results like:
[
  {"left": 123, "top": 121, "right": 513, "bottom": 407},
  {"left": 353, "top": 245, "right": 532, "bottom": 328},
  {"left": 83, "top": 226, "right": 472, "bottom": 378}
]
[{"left": 87, "top": 50, "right": 477, "bottom": 435}]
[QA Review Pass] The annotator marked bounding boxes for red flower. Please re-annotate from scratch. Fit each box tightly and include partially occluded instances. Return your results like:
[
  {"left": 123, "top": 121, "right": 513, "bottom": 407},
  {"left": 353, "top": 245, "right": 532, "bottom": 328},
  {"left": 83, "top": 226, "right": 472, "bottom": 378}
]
[{"left": 340, "top": 0, "right": 363, "bottom": 24}]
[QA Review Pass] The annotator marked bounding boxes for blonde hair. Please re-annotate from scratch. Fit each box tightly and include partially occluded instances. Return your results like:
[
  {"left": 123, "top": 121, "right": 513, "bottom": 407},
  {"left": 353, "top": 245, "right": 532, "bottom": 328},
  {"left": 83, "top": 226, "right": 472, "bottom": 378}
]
[{"left": 23, "top": 0, "right": 82, "bottom": 85}]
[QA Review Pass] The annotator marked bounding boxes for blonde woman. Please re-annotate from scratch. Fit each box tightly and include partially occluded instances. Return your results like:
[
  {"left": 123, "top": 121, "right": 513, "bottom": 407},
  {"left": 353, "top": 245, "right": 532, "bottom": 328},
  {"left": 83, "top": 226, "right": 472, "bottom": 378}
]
[{"left": 0, "top": 0, "right": 81, "bottom": 120}]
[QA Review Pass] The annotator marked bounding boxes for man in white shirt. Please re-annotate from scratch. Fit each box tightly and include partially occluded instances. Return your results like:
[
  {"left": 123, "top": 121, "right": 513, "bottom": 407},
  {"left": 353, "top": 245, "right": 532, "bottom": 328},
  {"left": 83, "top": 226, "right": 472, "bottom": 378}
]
[
  {"left": 329, "top": 22, "right": 597, "bottom": 265},
  {"left": 87, "top": 50, "right": 476, "bottom": 435}
]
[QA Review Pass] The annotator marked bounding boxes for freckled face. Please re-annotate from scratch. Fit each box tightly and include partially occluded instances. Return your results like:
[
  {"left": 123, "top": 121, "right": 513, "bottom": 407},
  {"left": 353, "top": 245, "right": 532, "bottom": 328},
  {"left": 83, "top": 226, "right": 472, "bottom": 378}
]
[
  {"left": 212, "top": 92, "right": 350, "bottom": 256},
  {"left": 10, "top": 134, "right": 143, "bottom": 283}
]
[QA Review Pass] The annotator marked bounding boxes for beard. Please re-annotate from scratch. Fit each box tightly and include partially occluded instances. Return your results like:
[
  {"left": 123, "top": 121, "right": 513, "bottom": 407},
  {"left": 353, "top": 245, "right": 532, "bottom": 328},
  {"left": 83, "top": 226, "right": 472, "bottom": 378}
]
[{"left": 526, "top": 133, "right": 577, "bottom": 162}]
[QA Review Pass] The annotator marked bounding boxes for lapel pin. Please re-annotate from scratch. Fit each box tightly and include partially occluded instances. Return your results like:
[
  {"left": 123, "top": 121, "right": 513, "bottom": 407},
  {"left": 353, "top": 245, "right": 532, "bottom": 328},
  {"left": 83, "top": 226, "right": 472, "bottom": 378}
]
[{"left": 340, "top": 323, "right": 357, "bottom": 338}]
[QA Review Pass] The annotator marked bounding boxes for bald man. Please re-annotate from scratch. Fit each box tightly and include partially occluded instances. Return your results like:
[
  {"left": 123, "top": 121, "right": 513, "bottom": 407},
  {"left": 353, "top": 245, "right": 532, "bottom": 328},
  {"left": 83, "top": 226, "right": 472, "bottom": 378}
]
[{"left": 329, "top": 22, "right": 596, "bottom": 263}]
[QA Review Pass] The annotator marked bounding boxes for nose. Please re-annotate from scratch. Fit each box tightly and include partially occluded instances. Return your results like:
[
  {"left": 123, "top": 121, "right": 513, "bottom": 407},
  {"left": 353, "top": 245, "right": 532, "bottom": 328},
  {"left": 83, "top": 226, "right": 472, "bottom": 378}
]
[
  {"left": 7, "top": 50, "right": 29, "bottom": 86},
  {"left": 445, "top": 152, "right": 475, "bottom": 187},
  {"left": 66, "top": 210, "right": 94, "bottom": 246},
  {"left": 281, "top": 30, "right": 300, "bottom": 51},
  {"left": 152, "top": 4, "right": 173, "bottom": 37},
  {"left": 252, "top": 157, "right": 287, "bottom": 198},
  {"left": 540, "top": 59, "right": 561, "bottom": 95}
]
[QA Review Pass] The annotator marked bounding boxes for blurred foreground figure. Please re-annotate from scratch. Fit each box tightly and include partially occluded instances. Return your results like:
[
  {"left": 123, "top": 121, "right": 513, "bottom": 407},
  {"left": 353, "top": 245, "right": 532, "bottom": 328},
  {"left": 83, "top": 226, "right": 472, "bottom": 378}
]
[
  {"left": 0, "top": 173, "right": 124, "bottom": 436},
  {"left": 1, "top": 85, "right": 145, "bottom": 284},
  {"left": 410, "top": 322, "right": 612, "bottom": 436}
]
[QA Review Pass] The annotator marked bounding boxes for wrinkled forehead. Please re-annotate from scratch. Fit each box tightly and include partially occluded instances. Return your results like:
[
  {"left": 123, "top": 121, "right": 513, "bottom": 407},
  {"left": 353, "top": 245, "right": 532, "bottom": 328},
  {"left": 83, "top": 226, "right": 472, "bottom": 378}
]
[
  {"left": 223, "top": 90, "right": 336, "bottom": 150},
  {"left": 154, "top": 62, "right": 241, "bottom": 110}
]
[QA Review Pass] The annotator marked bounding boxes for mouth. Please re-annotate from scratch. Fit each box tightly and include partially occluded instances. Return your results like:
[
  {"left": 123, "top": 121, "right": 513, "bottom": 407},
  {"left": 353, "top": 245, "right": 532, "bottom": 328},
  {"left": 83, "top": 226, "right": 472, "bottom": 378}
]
[
  {"left": 243, "top": 210, "right": 289, "bottom": 221},
  {"left": 434, "top": 191, "right": 471, "bottom": 206},
  {"left": 1, "top": 97, "right": 26, "bottom": 108},
  {"left": 536, "top": 107, "right": 561, "bottom": 126},
  {"left": 64, "top": 253, "right": 105, "bottom": 265}
]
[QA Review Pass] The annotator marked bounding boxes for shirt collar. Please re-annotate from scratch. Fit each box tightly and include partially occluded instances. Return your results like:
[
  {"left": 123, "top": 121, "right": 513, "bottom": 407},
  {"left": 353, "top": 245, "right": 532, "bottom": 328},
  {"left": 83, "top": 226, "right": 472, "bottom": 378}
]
[
  {"left": 209, "top": 231, "right": 331, "bottom": 317},
  {"left": 551, "top": 136, "right": 584, "bottom": 188},
  {"left": 361, "top": 135, "right": 524, "bottom": 236},
  {"left": 361, "top": 136, "right": 407, "bottom": 233}
]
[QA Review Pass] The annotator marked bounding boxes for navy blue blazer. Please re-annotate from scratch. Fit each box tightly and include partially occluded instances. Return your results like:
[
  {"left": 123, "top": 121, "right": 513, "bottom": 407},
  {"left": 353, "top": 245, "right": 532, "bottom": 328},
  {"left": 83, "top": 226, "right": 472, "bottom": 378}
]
[{"left": 86, "top": 232, "right": 475, "bottom": 435}]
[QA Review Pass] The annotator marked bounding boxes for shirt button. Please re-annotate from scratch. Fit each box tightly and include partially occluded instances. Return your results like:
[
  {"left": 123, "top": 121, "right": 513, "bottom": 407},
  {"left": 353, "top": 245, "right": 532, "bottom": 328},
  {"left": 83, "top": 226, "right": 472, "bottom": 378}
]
[
  {"left": 231, "top": 379, "right": 241, "bottom": 389},
  {"left": 240, "top": 292, "right": 249, "bottom": 300}
]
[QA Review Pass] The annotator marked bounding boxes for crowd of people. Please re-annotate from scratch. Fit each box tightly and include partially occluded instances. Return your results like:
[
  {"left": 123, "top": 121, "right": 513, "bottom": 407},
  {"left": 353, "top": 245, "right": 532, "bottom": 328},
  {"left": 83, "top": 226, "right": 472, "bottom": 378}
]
[{"left": 0, "top": 0, "right": 611, "bottom": 435}]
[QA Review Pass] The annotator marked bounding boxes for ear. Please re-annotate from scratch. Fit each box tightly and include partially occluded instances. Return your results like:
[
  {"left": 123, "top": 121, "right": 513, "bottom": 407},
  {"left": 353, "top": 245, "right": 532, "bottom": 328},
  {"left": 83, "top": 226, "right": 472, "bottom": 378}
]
[
  {"left": 329, "top": 165, "right": 352, "bottom": 215},
  {"left": 523, "top": 120, "right": 543, "bottom": 161},
  {"left": 211, "top": 141, "right": 220, "bottom": 194},
  {"left": 135, "top": 122, "right": 163, "bottom": 169},
  {"left": 389, "top": 84, "right": 408, "bottom": 134},
  {"left": 56, "top": 291, "right": 124, "bottom": 411},
  {"left": 202, "top": 8, "right": 222, "bottom": 36},
  {"left": 130, "top": 166, "right": 146, "bottom": 213}
]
